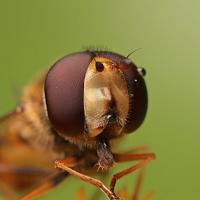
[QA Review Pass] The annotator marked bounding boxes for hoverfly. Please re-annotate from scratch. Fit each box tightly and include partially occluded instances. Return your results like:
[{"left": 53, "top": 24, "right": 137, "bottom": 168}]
[{"left": 0, "top": 50, "right": 155, "bottom": 200}]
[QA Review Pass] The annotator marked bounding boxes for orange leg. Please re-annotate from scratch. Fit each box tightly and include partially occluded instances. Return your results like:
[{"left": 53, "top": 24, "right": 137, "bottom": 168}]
[
  {"left": 19, "top": 172, "right": 67, "bottom": 200},
  {"left": 117, "top": 167, "right": 154, "bottom": 200},
  {"left": 131, "top": 169, "right": 145, "bottom": 200},
  {"left": 110, "top": 152, "right": 155, "bottom": 194},
  {"left": 131, "top": 169, "right": 154, "bottom": 200},
  {"left": 0, "top": 164, "right": 54, "bottom": 200},
  {"left": 55, "top": 160, "right": 118, "bottom": 200},
  {"left": 19, "top": 156, "right": 79, "bottom": 200},
  {"left": 140, "top": 191, "right": 154, "bottom": 200},
  {"left": 55, "top": 152, "right": 155, "bottom": 200},
  {"left": 73, "top": 187, "right": 86, "bottom": 200},
  {"left": 73, "top": 165, "right": 154, "bottom": 200}
]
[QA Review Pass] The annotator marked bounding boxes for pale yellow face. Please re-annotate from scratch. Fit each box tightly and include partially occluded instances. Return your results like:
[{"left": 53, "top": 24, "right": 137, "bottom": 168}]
[{"left": 84, "top": 57, "right": 129, "bottom": 138}]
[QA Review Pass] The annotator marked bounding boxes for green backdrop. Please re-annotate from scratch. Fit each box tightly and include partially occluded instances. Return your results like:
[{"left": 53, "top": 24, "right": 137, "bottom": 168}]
[{"left": 0, "top": 1, "right": 199, "bottom": 200}]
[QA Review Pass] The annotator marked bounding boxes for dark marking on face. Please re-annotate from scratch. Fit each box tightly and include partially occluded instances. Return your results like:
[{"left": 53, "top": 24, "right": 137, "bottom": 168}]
[{"left": 95, "top": 61, "right": 104, "bottom": 72}]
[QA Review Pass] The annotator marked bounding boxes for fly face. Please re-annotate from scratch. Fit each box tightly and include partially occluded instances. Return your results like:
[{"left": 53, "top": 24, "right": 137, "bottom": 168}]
[
  {"left": 44, "top": 51, "right": 147, "bottom": 142},
  {"left": 84, "top": 57, "right": 129, "bottom": 138}
]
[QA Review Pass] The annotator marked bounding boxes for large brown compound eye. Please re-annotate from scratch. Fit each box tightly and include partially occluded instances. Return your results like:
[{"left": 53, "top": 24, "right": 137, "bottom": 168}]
[
  {"left": 44, "top": 52, "right": 92, "bottom": 136},
  {"left": 97, "top": 51, "right": 148, "bottom": 134},
  {"left": 122, "top": 63, "right": 148, "bottom": 133}
]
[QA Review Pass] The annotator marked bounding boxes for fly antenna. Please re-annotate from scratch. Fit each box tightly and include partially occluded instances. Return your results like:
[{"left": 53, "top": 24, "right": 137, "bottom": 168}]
[{"left": 126, "top": 48, "right": 142, "bottom": 58}]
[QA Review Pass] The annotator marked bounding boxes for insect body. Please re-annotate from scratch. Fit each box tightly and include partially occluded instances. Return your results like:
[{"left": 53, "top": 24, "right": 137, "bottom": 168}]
[{"left": 0, "top": 51, "right": 154, "bottom": 200}]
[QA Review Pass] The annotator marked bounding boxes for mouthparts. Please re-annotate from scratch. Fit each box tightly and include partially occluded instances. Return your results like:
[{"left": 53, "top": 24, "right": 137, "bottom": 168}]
[{"left": 96, "top": 137, "right": 114, "bottom": 169}]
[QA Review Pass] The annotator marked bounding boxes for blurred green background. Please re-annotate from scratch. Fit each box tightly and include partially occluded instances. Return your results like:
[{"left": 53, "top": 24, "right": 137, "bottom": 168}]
[{"left": 0, "top": 0, "right": 199, "bottom": 199}]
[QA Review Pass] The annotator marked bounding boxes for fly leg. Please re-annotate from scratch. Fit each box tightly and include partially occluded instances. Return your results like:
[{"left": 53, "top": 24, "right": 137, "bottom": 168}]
[
  {"left": 55, "top": 159, "right": 119, "bottom": 200},
  {"left": 110, "top": 152, "right": 155, "bottom": 195},
  {"left": 117, "top": 169, "right": 154, "bottom": 200},
  {"left": 19, "top": 172, "right": 67, "bottom": 200},
  {"left": 0, "top": 164, "right": 53, "bottom": 200},
  {"left": 19, "top": 155, "right": 79, "bottom": 200},
  {"left": 140, "top": 191, "right": 154, "bottom": 200},
  {"left": 131, "top": 169, "right": 154, "bottom": 200},
  {"left": 131, "top": 169, "right": 145, "bottom": 200}
]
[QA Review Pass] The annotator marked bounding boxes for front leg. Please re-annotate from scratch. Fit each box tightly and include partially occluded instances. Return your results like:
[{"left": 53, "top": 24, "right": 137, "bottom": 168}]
[
  {"left": 110, "top": 152, "right": 155, "bottom": 194},
  {"left": 55, "top": 160, "right": 119, "bottom": 200}
]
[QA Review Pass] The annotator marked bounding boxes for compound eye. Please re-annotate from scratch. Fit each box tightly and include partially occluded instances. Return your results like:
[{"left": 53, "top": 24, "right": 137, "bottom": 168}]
[
  {"left": 95, "top": 61, "right": 104, "bottom": 72},
  {"left": 121, "top": 63, "right": 148, "bottom": 133},
  {"left": 44, "top": 52, "right": 92, "bottom": 136}
]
